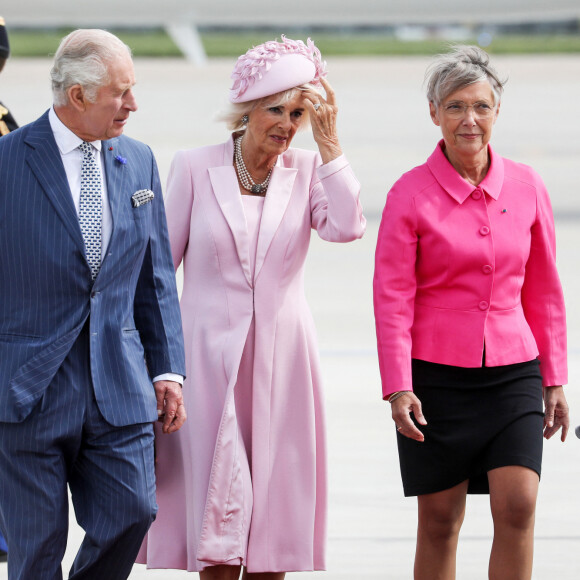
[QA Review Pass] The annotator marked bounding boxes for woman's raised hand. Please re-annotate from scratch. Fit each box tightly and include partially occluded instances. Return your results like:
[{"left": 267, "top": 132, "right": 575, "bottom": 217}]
[{"left": 303, "top": 77, "right": 343, "bottom": 164}]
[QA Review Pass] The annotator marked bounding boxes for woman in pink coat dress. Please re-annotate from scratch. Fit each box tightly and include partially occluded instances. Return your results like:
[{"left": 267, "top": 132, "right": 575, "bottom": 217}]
[
  {"left": 373, "top": 46, "right": 569, "bottom": 579},
  {"left": 139, "top": 37, "right": 365, "bottom": 579}
]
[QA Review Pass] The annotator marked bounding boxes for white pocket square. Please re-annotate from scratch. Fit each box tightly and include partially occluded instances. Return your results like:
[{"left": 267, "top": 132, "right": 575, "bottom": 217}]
[{"left": 132, "top": 189, "right": 155, "bottom": 208}]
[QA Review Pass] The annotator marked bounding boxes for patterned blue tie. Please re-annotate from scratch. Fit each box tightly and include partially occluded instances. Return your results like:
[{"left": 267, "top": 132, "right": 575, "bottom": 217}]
[{"left": 78, "top": 141, "right": 103, "bottom": 280}]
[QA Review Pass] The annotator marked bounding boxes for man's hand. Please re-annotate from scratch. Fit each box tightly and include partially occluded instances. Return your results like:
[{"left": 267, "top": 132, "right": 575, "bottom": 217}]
[{"left": 153, "top": 380, "right": 186, "bottom": 434}]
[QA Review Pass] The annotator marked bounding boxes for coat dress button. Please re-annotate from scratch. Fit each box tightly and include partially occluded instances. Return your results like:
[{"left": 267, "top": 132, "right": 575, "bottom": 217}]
[
  {"left": 482, "top": 265, "right": 493, "bottom": 274},
  {"left": 471, "top": 189, "right": 482, "bottom": 200},
  {"left": 479, "top": 226, "right": 490, "bottom": 236},
  {"left": 479, "top": 301, "right": 489, "bottom": 310}
]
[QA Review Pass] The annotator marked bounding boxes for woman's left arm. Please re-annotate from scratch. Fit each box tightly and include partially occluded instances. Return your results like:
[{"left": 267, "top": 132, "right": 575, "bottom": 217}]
[
  {"left": 521, "top": 175, "right": 567, "bottom": 385},
  {"left": 520, "top": 173, "right": 569, "bottom": 440},
  {"left": 304, "top": 78, "right": 366, "bottom": 242}
]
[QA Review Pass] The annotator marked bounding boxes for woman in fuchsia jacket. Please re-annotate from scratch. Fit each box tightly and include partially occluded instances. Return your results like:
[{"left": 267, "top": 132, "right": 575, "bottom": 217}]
[{"left": 373, "top": 45, "right": 569, "bottom": 580}]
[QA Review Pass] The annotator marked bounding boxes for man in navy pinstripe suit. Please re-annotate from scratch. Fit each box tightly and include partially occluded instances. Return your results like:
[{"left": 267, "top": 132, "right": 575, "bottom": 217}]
[{"left": 0, "top": 29, "right": 186, "bottom": 580}]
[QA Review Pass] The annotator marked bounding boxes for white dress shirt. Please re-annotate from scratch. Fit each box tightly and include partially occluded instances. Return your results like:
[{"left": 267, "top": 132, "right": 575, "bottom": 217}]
[
  {"left": 49, "top": 107, "right": 113, "bottom": 259},
  {"left": 48, "top": 108, "right": 182, "bottom": 386}
]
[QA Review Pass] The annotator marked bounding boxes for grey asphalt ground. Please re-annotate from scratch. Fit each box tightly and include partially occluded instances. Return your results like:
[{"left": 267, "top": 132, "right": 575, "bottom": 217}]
[{"left": 1, "top": 55, "right": 579, "bottom": 579}]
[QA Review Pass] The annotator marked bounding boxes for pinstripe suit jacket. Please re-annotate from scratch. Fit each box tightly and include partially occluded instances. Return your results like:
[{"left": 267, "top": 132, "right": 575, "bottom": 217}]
[{"left": 0, "top": 111, "right": 185, "bottom": 425}]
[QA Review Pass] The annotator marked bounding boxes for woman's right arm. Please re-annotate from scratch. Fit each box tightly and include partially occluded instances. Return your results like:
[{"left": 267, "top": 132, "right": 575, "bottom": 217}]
[
  {"left": 373, "top": 180, "right": 426, "bottom": 441},
  {"left": 373, "top": 180, "right": 418, "bottom": 398},
  {"left": 165, "top": 150, "right": 195, "bottom": 271}
]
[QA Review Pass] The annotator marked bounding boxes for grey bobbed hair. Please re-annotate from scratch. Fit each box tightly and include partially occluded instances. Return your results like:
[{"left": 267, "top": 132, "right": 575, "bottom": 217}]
[{"left": 425, "top": 45, "right": 507, "bottom": 106}]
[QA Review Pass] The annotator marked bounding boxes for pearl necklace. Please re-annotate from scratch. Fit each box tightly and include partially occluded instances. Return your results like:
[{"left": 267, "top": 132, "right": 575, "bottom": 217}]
[{"left": 234, "top": 135, "right": 273, "bottom": 195}]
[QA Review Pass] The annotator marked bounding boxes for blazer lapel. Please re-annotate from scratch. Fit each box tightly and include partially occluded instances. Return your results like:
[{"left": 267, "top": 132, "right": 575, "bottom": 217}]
[
  {"left": 254, "top": 165, "right": 296, "bottom": 281},
  {"left": 24, "top": 113, "right": 86, "bottom": 257},
  {"left": 100, "top": 137, "right": 127, "bottom": 272},
  {"left": 209, "top": 165, "right": 252, "bottom": 286}
]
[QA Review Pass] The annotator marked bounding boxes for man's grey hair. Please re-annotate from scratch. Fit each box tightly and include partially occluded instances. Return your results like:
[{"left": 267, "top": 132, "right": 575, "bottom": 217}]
[
  {"left": 425, "top": 45, "right": 507, "bottom": 107},
  {"left": 51, "top": 29, "right": 132, "bottom": 106}
]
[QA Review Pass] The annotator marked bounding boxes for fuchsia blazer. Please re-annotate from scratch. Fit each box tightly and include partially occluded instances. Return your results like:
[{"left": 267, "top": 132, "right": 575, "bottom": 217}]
[{"left": 374, "top": 141, "right": 567, "bottom": 398}]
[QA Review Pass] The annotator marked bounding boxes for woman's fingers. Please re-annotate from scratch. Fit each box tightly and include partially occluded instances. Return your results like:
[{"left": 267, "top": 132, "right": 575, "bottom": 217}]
[
  {"left": 302, "top": 85, "right": 342, "bottom": 164},
  {"left": 392, "top": 393, "right": 427, "bottom": 442},
  {"left": 396, "top": 422, "right": 425, "bottom": 442},
  {"left": 543, "top": 386, "right": 569, "bottom": 442},
  {"left": 319, "top": 77, "right": 336, "bottom": 106}
]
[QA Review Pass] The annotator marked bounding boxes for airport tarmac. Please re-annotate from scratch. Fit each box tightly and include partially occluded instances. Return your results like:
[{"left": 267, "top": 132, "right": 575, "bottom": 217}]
[{"left": 0, "top": 54, "right": 579, "bottom": 579}]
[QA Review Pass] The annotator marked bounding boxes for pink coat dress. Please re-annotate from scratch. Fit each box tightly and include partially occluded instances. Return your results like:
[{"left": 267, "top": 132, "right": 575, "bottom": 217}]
[
  {"left": 138, "top": 136, "right": 366, "bottom": 573},
  {"left": 374, "top": 141, "right": 567, "bottom": 398}
]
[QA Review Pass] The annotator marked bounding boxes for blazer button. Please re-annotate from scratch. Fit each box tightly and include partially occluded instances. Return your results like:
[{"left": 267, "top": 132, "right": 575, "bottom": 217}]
[
  {"left": 471, "top": 189, "right": 482, "bottom": 200},
  {"left": 479, "top": 301, "right": 489, "bottom": 310},
  {"left": 482, "top": 265, "right": 493, "bottom": 274},
  {"left": 479, "top": 226, "right": 490, "bottom": 236}
]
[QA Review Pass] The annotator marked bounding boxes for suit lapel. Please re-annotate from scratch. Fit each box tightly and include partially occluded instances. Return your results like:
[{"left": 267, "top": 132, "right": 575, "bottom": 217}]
[
  {"left": 101, "top": 137, "right": 127, "bottom": 270},
  {"left": 24, "top": 113, "right": 86, "bottom": 257},
  {"left": 254, "top": 165, "right": 296, "bottom": 281}
]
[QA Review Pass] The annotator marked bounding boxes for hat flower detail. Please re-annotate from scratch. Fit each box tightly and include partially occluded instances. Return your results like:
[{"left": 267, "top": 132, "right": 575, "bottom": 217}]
[{"left": 230, "top": 35, "right": 327, "bottom": 102}]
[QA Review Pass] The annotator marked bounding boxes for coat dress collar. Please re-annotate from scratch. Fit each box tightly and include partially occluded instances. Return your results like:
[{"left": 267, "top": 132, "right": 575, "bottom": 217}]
[{"left": 208, "top": 136, "right": 297, "bottom": 286}]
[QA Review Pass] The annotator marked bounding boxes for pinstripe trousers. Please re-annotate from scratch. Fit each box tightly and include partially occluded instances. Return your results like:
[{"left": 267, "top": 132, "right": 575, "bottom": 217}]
[{"left": 0, "top": 325, "right": 157, "bottom": 580}]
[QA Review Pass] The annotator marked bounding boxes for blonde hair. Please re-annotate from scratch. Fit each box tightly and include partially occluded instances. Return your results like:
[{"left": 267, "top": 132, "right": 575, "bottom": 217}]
[{"left": 218, "top": 83, "right": 321, "bottom": 132}]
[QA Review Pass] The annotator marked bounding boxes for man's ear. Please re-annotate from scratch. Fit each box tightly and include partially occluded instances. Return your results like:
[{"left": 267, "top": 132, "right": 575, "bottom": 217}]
[{"left": 67, "top": 84, "right": 87, "bottom": 112}]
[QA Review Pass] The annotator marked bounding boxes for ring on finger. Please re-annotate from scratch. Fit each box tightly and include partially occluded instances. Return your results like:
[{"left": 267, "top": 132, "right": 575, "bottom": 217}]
[
  {"left": 396, "top": 425, "right": 403, "bottom": 431},
  {"left": 314, "top": 103, "right": 321, "bottom": 111}
]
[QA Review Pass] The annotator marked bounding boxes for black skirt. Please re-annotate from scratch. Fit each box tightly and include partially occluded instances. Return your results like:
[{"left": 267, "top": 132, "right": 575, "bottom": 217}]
[{"left": 397, "top": 358, "right": 544, "bottom": 496}]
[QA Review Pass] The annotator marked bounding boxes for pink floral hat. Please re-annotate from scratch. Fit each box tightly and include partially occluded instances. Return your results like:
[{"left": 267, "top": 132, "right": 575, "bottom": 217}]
[{"left": 229, "top": 35, "right": 327, "bottom": 103}]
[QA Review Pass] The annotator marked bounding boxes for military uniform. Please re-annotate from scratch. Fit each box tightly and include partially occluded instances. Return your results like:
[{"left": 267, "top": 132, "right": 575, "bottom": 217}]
[
  {"left": 0, "top": 16, "right": 18, "bottom": 137},
  {"left": 0, "top": 16, "right": 18, "bottom": 138},
  {"left": 0, "top": 101, "right": 17, "bottom": 135}
]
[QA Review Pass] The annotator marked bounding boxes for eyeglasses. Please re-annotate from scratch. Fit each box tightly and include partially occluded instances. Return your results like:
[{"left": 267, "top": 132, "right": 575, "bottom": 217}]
[{"left": 442, "top": 102, "right": 495, "bottom": 119}]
